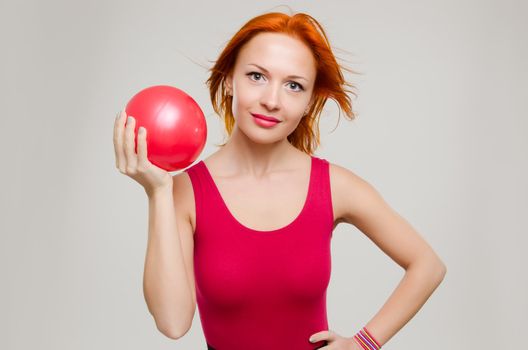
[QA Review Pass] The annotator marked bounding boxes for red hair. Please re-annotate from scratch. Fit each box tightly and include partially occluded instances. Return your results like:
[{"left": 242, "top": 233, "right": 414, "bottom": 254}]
[{"left": 206, "top": 11, "right": 358, "bottom": 155}]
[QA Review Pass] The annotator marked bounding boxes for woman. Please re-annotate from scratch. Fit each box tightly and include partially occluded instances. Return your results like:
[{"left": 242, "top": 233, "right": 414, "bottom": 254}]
[{"left": 113, "top": 11, "right": 446, "bottom": 350}]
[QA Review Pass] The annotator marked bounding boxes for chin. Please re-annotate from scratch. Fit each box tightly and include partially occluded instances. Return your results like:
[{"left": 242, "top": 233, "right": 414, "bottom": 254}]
[
  {"left": 239, "top": 126, "right": 285, "bottom": 145},
  {"left": 248, "top": 132, "right": 284, "bottom": 145}
]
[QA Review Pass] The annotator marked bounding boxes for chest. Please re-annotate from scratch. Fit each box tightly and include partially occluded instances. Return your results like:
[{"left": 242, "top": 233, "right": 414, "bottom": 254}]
[
  {"left": 188, "top": 171, "right": 342, "bottom": 234},
  {"left": 210, "top": 173, "right": 311, "bottom": 232}
]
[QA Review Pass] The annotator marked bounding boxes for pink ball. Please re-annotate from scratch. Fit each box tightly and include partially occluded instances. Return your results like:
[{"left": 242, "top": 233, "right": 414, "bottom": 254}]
[{"left": 125, "top": 85, "right": 207, "bottom": 171}]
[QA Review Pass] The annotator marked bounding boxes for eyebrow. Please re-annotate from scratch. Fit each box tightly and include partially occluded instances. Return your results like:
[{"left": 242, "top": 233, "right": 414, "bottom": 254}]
[{"left": 246, "top": 63, "right": 309, "bottom": 82}]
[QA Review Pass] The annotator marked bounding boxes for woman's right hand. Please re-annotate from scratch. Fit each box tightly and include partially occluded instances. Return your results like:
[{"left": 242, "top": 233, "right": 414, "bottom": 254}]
[{"left": 113, "top": 110, "right": 173, "bottom": 196}]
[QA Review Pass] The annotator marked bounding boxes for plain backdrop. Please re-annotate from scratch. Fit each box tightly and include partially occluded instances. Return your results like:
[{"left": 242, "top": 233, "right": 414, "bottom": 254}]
[{"left": 1, "top": 0, "right": 526, "bottom": 349}]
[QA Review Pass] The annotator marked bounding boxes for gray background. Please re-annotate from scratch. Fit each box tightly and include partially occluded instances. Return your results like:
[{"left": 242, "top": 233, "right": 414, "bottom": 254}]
[{"left": 1, "top": 0, "right": 526, "bottom": 349}]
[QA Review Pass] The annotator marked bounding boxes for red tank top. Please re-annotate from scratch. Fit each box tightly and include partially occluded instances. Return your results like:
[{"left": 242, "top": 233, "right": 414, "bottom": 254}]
[{"left": 184, "top": 155, "right": 333, "bottom": 350}]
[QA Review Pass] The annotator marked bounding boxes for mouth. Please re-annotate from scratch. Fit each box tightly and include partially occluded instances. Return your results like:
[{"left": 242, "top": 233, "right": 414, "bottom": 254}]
[{"left": 251, "top": 113, "right": 281, "bottom": 122}]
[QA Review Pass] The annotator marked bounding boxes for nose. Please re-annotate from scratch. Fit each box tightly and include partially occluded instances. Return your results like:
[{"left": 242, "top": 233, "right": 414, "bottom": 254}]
[{"left": 260, "top": 83, "right": 281, "bottom": 111}]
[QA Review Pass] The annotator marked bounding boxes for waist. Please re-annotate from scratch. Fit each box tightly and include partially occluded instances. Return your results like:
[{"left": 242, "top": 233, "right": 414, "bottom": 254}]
[{"left": 206, "top": 340, "right": 329, "bottom": 349}]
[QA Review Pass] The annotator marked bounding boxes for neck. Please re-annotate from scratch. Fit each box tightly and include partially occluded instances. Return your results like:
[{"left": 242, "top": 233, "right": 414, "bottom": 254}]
[{"left": 218, "top": 128, "right": 303, "bottom": 179}]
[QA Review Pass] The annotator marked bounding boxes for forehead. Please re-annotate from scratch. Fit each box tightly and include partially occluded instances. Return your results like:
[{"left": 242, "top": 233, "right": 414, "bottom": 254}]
[{"left": 236, "top": 32, "right": 316, "bottom": 78}]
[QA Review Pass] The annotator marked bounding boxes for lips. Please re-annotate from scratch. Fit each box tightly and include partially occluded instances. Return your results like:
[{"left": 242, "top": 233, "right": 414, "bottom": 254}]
[{"left": 251, "top": 113, "right": 281, "bottom": 122}]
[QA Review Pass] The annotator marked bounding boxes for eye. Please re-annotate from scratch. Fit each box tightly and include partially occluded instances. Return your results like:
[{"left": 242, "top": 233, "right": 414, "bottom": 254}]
[
  {"left": 247, "top": 72, "right": 264, "bottom": 81},
  {"left": 288, "top": 81, "right": 304, "bottom": 92}
]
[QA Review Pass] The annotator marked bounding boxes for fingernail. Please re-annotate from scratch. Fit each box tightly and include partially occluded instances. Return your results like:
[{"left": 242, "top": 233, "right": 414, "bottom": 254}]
[
  {"left": 127, "top": 116, "right": 133, "bottom": 123},
  {"left": 309, "top": 337, "right": 314, "bottom": 343}
]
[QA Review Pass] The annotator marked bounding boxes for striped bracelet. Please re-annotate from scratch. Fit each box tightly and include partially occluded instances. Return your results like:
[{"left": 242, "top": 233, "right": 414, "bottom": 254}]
[{"left": 353, "top": 326, "right": 381, "bottom": 350}]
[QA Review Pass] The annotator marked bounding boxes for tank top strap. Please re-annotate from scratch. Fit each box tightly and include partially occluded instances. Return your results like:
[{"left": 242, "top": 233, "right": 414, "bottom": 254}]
[
  {"left": 185, "top": 160, "right": 222, "bottom": 202},
  {"left": 184, "top": 161, "right": 208, "bottom": 232},
  {"left": 310, "top": 156, "right": 334, "bottom": 233},
  {"left": 184, "top": 159, "right": 230, "bottom": 233}
]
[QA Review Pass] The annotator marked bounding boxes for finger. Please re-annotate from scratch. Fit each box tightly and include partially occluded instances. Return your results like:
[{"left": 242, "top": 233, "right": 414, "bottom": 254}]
[
  {"left": 112, "top": 111, "right": 120, "bottom": 163},
  {"left": 137, "top": 126, "right": 148, "bottom": 165},
  {"left": 124, "top": 115, "right": 138, "bottom": 171},
  {"left": 114, "top": 110, "right": 127, "bottom": 172},
  {"left": 309, "top": 330, "right": 328, "bottom": 343}
]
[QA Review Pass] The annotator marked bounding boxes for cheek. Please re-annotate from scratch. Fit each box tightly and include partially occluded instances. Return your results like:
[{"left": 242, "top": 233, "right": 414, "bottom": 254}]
[
  {"left": 290, "top": 99, "right": 310, "bottom": 117},
  {"left": 232, "top": 90, "right": 259, "bottom": 116}
]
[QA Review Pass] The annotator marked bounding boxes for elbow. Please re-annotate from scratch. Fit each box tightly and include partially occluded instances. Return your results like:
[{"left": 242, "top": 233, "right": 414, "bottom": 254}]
[
  {"left": 155, "top": 319, "right": 191, "bottom": 340},
  {"left": 437, "top": 259, "right": 447, "bottom": 282},
  {"left": 146, "top": 298, "right": 196, "bottom": 340},
  {"left": 410, "top": 254, "right": 447, "bottom": 284},
  {"left": 157, "top": 323, "right": 189, "bottom": 340},
  {"left": 430, "top": 256, "right": 447, "bottom": 285}
]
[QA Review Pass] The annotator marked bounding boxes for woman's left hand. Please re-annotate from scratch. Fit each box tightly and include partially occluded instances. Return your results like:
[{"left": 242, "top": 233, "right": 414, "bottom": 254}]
[{"left": 309, "top": 329, "right": 363, "bottom": 349}]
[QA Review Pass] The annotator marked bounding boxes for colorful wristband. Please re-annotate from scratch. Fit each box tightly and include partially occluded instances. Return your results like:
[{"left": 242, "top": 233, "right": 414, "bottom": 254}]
[{"left": 353, "top": 326, "right": 381, "bottom": 350}]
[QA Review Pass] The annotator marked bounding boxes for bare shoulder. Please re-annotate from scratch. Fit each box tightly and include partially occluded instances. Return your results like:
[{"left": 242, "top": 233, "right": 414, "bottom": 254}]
[
  {"left": 328, "top": 161, "right": 386, "bottom": 227},
  {"left": 171, "top": 170, "right": 196, "bottom": 233},
  {"left": 328, "top": 161, "right": 447, "bottom": 273}
]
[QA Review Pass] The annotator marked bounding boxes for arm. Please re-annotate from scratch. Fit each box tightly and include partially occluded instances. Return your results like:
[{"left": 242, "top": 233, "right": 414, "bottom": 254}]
[
  {"left": 143, "top": 176, "right": 196, "bottom": 339},
  {"left": 114, "top": 111, "right": 196, "bottom": 338},
  {"left": 331, "top": 163, "right": 447, "bottom": 346}
]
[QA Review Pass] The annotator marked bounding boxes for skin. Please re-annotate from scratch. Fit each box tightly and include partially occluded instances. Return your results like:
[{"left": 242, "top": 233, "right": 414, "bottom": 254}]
[
  {"left": 222, "top": 31, "right": 361, "bottom": 350},
  {"left": 203, "top": 32, "right": 320, "bottom": 233},
  {"left": 219, "top": 32, "right": 447, "bottom": 348},
  {"left": 218, "top": 31, "right": 317, "bottom": 178},
  {"left": 114, "top": 31, "right": 447, "bottom": 348}
]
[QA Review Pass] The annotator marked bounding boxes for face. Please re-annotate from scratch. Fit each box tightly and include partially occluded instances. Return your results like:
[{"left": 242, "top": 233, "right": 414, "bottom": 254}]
[{"left": 225, "top": 32, "right": 317, "bottom": 144}]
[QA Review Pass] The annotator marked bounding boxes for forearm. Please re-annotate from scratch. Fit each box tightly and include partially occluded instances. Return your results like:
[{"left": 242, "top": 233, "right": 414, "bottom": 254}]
[
  {"left": 143, "top": 187, "right": 194, "bottom": 338},
  {"left": 359, "top": 255, "right": 447, "bottom": 346}
]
